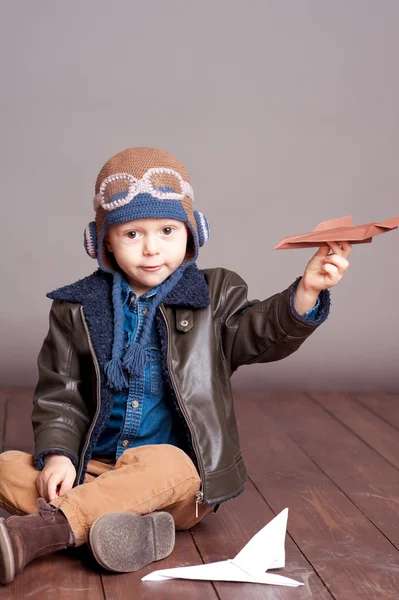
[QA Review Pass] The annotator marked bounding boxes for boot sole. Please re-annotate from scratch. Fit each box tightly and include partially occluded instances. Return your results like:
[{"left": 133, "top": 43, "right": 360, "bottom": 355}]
[
  {"left": 0, "top": 518, "right": 15, "bottom": 585},
  {"left": 88, "top": 511, "right": 175, "bottom": 573}
]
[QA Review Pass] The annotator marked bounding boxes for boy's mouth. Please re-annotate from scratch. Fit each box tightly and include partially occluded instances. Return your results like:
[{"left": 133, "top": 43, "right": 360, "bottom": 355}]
[{"left": 140, "top": 265, "right": 164, "bottom": 272}]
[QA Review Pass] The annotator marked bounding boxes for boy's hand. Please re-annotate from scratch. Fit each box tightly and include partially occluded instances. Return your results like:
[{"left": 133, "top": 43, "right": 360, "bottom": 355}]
[
  {"left": 294, "top": 241, "right": 352, "bottom": 314},
  {"left": 36, "top": 454, "right": 76, "bottom": 502}
]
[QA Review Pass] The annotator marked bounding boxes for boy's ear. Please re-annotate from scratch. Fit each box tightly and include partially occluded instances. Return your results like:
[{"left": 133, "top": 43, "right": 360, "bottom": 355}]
[
  {"left": 104, "top": 234, "right": 113, "bottom": 253},
  {"left": 185, "top": 225, "right": 196, "bottom": 260}
]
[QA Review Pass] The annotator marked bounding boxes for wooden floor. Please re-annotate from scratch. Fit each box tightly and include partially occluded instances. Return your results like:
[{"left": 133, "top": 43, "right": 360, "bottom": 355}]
[{"left": 0, "top": 388, "right": 399, "bottom": 599}]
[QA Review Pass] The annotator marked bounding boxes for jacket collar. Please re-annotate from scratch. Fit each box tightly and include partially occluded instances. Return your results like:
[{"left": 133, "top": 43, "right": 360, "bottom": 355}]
[{"left": 47, "top": 263, "right": 211, "bottom": 309}]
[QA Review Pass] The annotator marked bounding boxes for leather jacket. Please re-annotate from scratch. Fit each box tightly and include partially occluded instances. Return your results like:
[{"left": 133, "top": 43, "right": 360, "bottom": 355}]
[{"left": 32, "top": 265, "right": 329, "bottom": 506}]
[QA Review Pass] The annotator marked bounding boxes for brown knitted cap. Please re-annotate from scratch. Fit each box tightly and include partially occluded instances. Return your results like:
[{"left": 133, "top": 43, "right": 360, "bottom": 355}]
[{"left": 94, "top": 147, "right": 199, "bottom": 270}]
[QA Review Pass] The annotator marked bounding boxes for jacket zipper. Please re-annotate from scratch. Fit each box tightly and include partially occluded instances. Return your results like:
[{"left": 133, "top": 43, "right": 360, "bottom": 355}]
[
  {"left": 159, "top": 305, "right": 204, "bottom": 515},
  {"left": 76, "top": 307, "right": 102, "bottom": 484},
  {"left": 195, "top": 490, "right": 204, "bottom": 518}
]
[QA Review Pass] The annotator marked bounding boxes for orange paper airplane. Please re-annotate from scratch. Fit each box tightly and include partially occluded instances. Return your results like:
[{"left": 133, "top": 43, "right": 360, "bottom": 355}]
[{"left": 274, "top": 216, "right": 399, "bottom": 249}]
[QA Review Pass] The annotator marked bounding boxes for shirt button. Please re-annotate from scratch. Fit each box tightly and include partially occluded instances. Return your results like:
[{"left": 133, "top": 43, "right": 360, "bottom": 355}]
[
  {"left": 122, "top": 440, "right": 129, "bottom": 448},
  {"left": 180, "top": 320, "right": 189, "bottom": 327},
  {"left": 131, "top": 399, "right": 139, "bottom": 409},
  {"left": 142, "top": 308, "right": 148, "bottom": 315}
]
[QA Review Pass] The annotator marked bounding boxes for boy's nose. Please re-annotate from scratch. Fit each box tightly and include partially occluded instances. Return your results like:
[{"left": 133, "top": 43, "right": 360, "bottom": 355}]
[{"left": 143, "top": 237, "right": 160, "bottom": 256}]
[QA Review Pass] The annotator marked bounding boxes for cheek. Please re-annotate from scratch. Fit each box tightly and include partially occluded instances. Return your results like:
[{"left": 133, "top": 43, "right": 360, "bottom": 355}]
[
  {"left": 112, "top": 245, "right": 138, "bottom": 267},
  {"left": 176, "top": 237, "right": 189, "bottom": 261}
]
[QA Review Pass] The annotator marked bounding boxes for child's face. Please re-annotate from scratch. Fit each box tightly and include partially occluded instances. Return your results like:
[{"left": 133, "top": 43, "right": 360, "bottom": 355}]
[{"left": 105, "top": 218, "right": 188, "bottom": 296}]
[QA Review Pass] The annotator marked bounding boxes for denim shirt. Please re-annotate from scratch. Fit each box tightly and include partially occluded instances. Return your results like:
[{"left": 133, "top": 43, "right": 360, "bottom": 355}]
[
  {"left": 304, "top": 295, "right": 320, "bottom": 319},
  {"left": 93, "top": 278, "right": 180, "bottom": 460}
]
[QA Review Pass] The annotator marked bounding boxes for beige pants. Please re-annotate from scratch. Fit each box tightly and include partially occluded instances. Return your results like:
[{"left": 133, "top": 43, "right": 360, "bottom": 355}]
[{"left": 0, "top": 444, "right": 214, "bottom": 546}]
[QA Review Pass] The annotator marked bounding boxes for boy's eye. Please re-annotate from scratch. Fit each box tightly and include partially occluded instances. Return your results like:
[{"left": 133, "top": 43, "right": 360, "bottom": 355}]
[
  {"left": 126, "top": 231, "right": 137, "bottom": 239},
  {"left": 162, "top": 227, "right": 173, "bottom": 235}
]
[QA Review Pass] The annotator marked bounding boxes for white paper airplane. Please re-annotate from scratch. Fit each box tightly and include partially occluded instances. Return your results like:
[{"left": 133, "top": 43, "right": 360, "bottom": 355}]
[{"left": 142, "top": 508, "right": 303, "bottom": 586}]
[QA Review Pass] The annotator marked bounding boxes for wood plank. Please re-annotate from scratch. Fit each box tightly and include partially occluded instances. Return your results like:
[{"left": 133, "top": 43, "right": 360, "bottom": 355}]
[
  {"left": 191, "top": 478, "right": 333, "bottom": 599},
  {"left": 2, "top": 387, "right": 34, "bottom": 453},
  {"left": 101, "top": 529, "right": 218, "bottom": 600},
  {"left": 233, "top": 391, "right": 399, "bottom": 600},
  {"left": 0, "top": 394, "right": 7, "bottom": 453},
  {"left": 0, "top": 547, "right": 105, "bottom": 600},
  {"left": 257, "top": 391, "right": 399, "bottom": 550},
  {"left": 310, "top": 392, "right": 399, "bottom": 471},
  {"left": 353, "top": 393, "right": 399, "bottom": 431},
  {"left": 0, "top": 393, "right": 9, "bottom": 519}
]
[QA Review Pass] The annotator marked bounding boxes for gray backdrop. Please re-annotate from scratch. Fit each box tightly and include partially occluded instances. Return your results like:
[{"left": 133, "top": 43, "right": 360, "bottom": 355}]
[{"left": 1, "top": 1, "right": 398, "bottom": 391}]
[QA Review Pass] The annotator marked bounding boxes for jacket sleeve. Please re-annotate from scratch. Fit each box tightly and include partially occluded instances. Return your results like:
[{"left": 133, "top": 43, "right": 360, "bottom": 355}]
[
  {"left": 32, "top": 301, "right": 91, "bottom": 470},
  {"left": 220, "top": 271, "right": 330, "bottom": 372}
]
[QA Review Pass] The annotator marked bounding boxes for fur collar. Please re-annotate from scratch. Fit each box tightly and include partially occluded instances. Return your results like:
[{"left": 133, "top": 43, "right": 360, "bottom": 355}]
[{"left": 47, "top": 263, "right": 210, "bottom": 308}]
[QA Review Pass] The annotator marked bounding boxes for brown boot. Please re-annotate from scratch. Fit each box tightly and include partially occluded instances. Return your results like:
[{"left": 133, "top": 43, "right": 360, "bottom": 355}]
[
  {"left": 88, "top": 511, "right": 175, "bottom": 573},
  {"left": 0, "top": 498, "right": 75, "bottom": 584}
]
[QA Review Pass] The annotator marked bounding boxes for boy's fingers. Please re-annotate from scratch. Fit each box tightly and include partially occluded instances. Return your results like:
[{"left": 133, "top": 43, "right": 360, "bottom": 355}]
[
  {"left": 326, "top": 240, "right": 352, "bottom": 257},
  {"left": 324, "top": 253, "right": 349, "bottom": 263},
  {"left": 335, "top": 240, "right": 352, "bottom": 257},
  {"left": 323, "top": 262, "right": 339, "bottom": 283},
  {"left": 59, "top": 476, "right": 73, "bottom": 496},
  {"left": 326, "top": 241, "right": 344, "bottom": 255},
  {"left": 37, "top": 471, "right": 50, "bottom": 498},
  {"left": 314, "top": 241, "right": 352, "bottom": 259},
  {"left": 341, "top": 241, "right": 352, "bottom": 258},
  {"left": 36, "top": 474, "right": 44, "bottom": 498},
  {"left": 58, "top": 464, "right": 76, "bottom": 496},
  {"left": 323, "top": 255, "right": 349, "bottom": 271},
  {"left": 314, "top": 245, "right": 331, "bottom": 257},
  {"left": 47, "top": 473, "right": 61, "bottom": 502},
  {"left": 59, "top": 483, "right": 72, "bottom": 497}
]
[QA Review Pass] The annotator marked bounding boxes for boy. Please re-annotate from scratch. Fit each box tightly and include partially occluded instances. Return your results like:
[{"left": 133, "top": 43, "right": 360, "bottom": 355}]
[{"left": 0, "top": 147, "right": 350, "bottom": 584}]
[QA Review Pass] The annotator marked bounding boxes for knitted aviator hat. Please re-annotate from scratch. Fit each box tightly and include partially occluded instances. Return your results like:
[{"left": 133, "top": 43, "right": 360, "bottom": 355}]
[{"left": 84, "top": 147, "right": 210, "bottom": 391}]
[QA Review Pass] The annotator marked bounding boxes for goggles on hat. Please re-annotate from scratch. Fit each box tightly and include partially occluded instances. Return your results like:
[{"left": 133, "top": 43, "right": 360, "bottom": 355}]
[{"left": 94, "top": 167, "right": 194, "bottom": 212}]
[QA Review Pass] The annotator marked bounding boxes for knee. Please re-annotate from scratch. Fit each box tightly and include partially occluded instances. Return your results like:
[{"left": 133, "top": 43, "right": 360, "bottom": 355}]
[
  {"left": 0, "top": 451, "right": 38, "bottom": 516},
  {"left": 157, "top": 444, "right": 192, "bottom": 461},
  {"left": 157, "top": 445, "right": 200, "bottom": 480},
  {"left": 120, "top": 445, "right": 199, "bottom": 478},
  {"left": 0, "top": 452, "right": 17, "bottom": 484},
  {"left": 0, "top": 451, "right": 33, "bottom": 475},
  {"left": 159, "top": 444, "right": 197, "bottom": 462}
]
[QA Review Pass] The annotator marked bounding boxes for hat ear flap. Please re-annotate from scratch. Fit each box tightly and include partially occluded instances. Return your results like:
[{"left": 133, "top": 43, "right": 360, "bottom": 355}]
[
  {"left": 194, "top": 211, "right": 210, "bottom": 247},
  {"left": 84, "top": 221, "right": 98, "bottom": 258}
]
